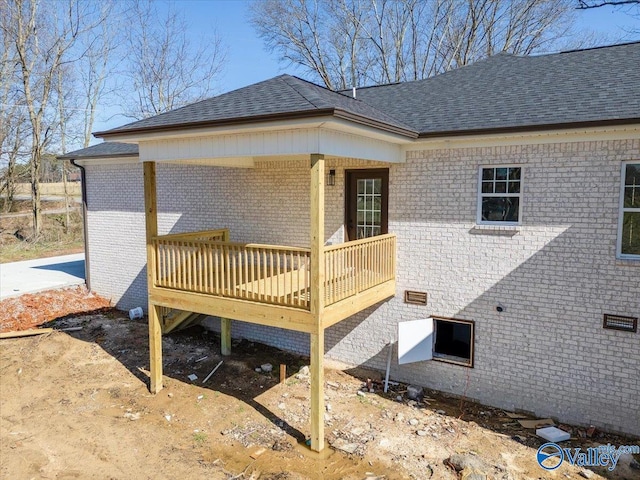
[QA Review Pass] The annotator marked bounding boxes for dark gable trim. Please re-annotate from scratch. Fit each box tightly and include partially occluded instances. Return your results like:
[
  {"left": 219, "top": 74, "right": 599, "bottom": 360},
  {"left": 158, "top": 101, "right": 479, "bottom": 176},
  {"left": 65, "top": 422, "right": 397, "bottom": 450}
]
[
  {"left": 94, "top": 108, "right": 418, "bottom": 140},
  {"left": 57, "top": 152, "right": 139, "bottom": 160}
]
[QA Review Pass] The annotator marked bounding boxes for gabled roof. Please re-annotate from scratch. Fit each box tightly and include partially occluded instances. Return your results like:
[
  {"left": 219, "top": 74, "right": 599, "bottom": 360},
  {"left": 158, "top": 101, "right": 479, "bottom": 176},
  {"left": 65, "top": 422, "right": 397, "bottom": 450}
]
[
  {"left": 58, "top": 142, "right": 138, "bottom": 160},
  {"left": 94, "top": 75, "right": 418, "bottom": 138},
  {"left": 349, "top": 41, "right": 640, "bottom": 137}
]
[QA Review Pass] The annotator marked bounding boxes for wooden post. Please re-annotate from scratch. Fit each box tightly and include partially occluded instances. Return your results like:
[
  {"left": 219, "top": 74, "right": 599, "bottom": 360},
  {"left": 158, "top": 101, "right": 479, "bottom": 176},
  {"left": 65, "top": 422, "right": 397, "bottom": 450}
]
[
  {"left": 310, "top": 153, "right": 325, "bottom": 320},
  {"left": 220, "top": 317, "right": 232, "bottom": 356},
  {"left": 310, "top": 329, "right": 324, "bottom": 451},
  {"left": 309, "top": 153, "right": 325, "bottom": 452},
  {"left": 144, "top": 161, "right": 162, "bottom": 393}
]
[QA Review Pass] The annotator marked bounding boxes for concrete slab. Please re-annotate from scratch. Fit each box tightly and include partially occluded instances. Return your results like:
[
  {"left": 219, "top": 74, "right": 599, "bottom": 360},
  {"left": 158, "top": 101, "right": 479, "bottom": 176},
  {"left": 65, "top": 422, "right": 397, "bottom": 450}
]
[{"left": 0, "top": 253, "right": 85, "bottom": 300}]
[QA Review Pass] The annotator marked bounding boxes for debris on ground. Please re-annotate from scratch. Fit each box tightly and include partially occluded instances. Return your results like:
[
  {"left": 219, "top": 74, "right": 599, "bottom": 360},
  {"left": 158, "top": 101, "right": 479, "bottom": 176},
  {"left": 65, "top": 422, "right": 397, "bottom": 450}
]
[
  {"left": 1, "top": 307, "right": 638, "bottom": 479},
  {"left": 0, "top": 285, "right": 111, "bottom": 333}
]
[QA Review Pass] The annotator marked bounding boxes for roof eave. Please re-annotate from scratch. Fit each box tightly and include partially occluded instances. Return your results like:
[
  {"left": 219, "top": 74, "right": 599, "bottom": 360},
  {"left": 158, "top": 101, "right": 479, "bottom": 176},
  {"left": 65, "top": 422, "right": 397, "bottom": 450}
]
[
  {"left": 94, "top": 108, "right": 418, "bottom": 140},
  {"left": 57, "top": 152, "right": 139, "bottom": 160},
  {"left": 416, "top": 117, "right": 640, "bottom": 138}
]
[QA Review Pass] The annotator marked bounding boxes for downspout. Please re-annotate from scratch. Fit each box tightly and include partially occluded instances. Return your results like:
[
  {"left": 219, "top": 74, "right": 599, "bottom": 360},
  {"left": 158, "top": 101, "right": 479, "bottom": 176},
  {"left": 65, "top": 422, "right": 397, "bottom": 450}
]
[{"left": 70, "top": 159, "right": 91, "bottom": 291}]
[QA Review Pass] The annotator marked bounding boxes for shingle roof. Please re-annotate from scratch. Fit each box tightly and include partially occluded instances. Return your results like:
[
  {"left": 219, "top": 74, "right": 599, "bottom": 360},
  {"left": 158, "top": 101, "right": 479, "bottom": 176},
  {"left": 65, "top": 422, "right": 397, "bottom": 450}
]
[
  {"left": 93, "top": 42, "right": 640, "bottom": 141},
  {"left": 58, "top": 142, "right": 138, "bottom": 159},
  {"left": 349, "top": 41, "right": 640, "bottom": 136},
  {"left": 95, "top": 75, "right": 417, "bottom": 138}
]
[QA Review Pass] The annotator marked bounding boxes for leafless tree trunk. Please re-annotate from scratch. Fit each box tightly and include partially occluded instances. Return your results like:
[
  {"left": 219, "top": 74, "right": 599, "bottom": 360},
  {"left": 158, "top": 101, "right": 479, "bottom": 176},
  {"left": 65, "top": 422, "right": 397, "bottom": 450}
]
[{"left": 4, "top": 0, "right": 106, "bottom": 238}]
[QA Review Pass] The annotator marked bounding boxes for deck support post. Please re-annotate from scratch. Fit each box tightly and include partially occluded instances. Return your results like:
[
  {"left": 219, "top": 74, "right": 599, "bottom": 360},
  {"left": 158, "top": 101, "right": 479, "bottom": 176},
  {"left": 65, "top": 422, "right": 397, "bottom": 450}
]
[
  {"left": 309, "top": 153, "right": 325, "bottom": 452},
  {"left": 220, "top": 317, "right": 232, "bottom": 356},
  {"left": 144, "top": 161, "right": 162, "bottom": 393}
]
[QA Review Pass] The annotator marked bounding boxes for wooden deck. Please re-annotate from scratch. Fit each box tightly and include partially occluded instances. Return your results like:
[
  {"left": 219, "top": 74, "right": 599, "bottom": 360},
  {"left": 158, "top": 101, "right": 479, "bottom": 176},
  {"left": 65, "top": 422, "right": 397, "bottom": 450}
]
[{"left": 149, "top": 229, "right": 396, "bottom": 330}]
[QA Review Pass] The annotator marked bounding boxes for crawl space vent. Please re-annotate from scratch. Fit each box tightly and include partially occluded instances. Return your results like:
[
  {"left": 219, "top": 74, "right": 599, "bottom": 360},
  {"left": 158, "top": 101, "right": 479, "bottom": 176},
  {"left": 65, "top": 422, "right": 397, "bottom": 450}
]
[
  {"left": 404, "top": 290, "right": 427, "bottom": 305},
  {"left": 603, "top": 314, "right": 637, "bottom": 333}
]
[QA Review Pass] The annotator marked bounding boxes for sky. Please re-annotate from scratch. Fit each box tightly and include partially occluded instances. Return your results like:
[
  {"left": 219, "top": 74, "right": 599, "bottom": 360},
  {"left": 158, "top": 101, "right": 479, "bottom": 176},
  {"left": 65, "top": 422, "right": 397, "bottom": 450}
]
[{"left": 92, "top": 0, "right": 640, "bottom": 135}]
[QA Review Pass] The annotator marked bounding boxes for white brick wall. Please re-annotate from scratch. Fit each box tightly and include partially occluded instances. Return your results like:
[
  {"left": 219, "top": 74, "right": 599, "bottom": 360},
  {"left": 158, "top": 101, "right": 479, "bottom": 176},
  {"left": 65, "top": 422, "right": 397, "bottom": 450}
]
[{"left": 85, "top": 139, "right": 640, "bottom": 436}]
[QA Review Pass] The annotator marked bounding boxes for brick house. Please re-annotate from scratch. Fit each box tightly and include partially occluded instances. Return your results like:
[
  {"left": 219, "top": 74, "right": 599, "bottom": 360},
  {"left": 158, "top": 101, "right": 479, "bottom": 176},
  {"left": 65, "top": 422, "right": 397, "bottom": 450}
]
[{"left": 61, "top": 42, "right": 640, "bottom": 446}]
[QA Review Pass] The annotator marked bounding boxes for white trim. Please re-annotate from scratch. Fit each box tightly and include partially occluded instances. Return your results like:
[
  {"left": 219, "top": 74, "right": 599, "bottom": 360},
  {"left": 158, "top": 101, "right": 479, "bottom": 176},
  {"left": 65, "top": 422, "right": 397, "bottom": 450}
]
[
  {"left": 617, "top": 161, "right": 640, "bottom": 260},
  {"left": 476, "top": 165, "right": 523, "bottom": 226},
  {"left": 139, "top": 127, "right": 404, "bottom": 164},
  {"left": 74, "top": 156, "right": 139, "bottom": 166},
  {"left": 403, "top": 124, "right": 640, "bottom": 152}
]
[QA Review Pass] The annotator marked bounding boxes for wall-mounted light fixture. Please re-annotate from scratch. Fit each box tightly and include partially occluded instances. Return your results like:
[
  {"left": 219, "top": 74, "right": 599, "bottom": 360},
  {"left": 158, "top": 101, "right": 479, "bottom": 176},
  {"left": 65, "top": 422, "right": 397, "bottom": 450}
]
[{"left": 327, "top": 169, "right": 336, "bottom": 186}]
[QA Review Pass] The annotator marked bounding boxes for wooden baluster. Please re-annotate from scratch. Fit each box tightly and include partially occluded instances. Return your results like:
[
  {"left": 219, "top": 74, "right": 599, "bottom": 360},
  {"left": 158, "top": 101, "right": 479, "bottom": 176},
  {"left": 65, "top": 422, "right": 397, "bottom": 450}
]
[
  {"left": 225, "top": 245, "right": 231, "bottom": 296},
  {"left": 214, "top": 245, "right": 220, "bottom": 294}
]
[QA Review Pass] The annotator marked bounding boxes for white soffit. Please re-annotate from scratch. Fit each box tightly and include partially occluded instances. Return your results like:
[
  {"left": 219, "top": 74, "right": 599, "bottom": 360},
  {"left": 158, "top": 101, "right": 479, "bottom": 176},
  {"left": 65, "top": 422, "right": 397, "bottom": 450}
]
[
  {"left": 139, "top": 124, "right": 405, "bottom": 164},
  {"left": 403, "top": 124, "right": 640, "bottom": 151},
  {"left": 74, "top": 156, "right": 139, "bottom": 166}
]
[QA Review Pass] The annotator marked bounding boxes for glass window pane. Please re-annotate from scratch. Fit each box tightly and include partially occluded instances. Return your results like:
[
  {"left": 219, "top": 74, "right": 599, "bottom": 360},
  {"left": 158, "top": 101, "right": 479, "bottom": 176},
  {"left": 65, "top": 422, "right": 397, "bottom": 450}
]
[
  {"left": 625, "top": 186, "right": 640, "bottom": 208},
  {"left": 357, "top": 197, "right": 364, "bottom": 210},
  {"left": 621, "top": 212, "right": 640, "bottom": 255},
  {"left": 495, "top": 168, "right": 508, "bottom": 180},
  {"left": 482, "top": 197, "right": 519, "bottom": 222},
  {"left": 482, "top": 168, "right": 494, "bottom": 181},
  {"left": 508, "top": 181, "right": 521, "bottom": 193},
  {"left": 373, "top": 211, "right": 381, "bottom": 224},
  {"left": 482, "top": 182, "right": 493, "bottom": 193},
  {"left": 372, "top": 226, "right": 381, "bottom": 236},
  {"left": 365, "top": 197, "right": 372, "bottom": 211},
  {"left": 357, "top": 179, "right": 365, "bottom": 195},
  {"left": 495, "top": 181, "right": 507, "bottom": 193},
  {"left": 625, "top": 164, "right": 640, "bottom": 186},
  {"left": 357, "top": 211, "right": 364, "bottom": 223},
  {"left": 366, "top": 211, "right": 373, "bottom": 224},
  {"left": 373, "top": 179, "right": 382, "bottom": 194},
  {"left": 508, "top": 168, "right": 521, "bottom": 181},
  {"left": 373, "top": 196, "right": 381, "bottom": 211}
]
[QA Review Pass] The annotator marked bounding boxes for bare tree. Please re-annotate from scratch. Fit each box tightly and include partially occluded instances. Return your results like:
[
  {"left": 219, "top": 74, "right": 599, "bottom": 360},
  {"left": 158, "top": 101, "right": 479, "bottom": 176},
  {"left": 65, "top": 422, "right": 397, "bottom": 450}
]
[
  {"left": 119, "top": 0, "right": 227, "bottom": 119},
  {"left": 2, "top": 0, "right": 110, "bottom": 237},
  {"left": 251, "top": 0, "right": 584, "bottom": 89}
]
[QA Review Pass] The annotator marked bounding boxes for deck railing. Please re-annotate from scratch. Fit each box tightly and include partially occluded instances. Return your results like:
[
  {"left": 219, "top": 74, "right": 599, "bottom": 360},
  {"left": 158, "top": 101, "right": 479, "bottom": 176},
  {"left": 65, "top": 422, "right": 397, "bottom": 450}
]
[
  {"left": 154, "top": 232, "right": 311, "bottom": 309},
  {"left": 152, "top": 230, "right": 395, "bottom": 311},
  {"left": 323, "top": 234, "right": 396, "bottom": 307}
]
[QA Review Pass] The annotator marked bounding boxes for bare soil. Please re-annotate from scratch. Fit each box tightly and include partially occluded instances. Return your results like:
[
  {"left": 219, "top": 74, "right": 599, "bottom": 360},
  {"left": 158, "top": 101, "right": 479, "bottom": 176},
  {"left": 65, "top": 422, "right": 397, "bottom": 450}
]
[{"left": 1, "top": 303, "right": 638, "bottom": 479}]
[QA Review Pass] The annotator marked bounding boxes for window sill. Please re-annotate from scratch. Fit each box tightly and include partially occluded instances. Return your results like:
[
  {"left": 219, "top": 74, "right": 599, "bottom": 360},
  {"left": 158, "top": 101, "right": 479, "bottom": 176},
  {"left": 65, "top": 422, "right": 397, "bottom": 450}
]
[
  {"left": 433, "top": 353, "right": 473, "bottom": 368},
  {"left": 469, "top": 224, "right": 520, "bottom": 236}
]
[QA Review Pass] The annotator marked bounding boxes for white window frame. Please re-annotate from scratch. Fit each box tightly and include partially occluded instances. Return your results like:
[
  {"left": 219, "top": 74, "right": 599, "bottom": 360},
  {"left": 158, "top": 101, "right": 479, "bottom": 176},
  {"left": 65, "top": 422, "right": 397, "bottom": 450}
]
[
  {"left": 617, "top": 161, "right": 640, "bottom": 260},
  {"left": 477, "top": 165, "right": 523, "bottom": 226}
]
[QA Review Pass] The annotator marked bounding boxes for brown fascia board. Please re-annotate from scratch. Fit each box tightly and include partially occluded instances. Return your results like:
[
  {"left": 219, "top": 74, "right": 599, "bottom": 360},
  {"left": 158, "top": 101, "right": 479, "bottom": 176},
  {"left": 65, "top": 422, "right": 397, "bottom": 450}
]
[
  {"left": 57, "top": 152, "right": 139, "bottom": 160},
  {"left": 94, "top": 108, "right": 418, "bottom": 140},
  {"left": 416, "top": 117, "right": 640, "bottom": 139}
]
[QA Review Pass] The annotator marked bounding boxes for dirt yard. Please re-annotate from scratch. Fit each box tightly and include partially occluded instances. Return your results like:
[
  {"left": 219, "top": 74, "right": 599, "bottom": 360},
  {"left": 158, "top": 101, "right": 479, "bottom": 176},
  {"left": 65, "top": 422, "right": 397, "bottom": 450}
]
[{"left": 1, "top": 304, "right": 638, "bottom": 479}]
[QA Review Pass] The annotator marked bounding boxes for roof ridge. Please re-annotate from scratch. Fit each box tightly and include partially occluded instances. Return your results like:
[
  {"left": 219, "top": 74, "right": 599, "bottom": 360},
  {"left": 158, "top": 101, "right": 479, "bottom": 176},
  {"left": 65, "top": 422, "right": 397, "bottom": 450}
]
[{"left": 278, "top": 75, "right": 322, "bottom": 109}]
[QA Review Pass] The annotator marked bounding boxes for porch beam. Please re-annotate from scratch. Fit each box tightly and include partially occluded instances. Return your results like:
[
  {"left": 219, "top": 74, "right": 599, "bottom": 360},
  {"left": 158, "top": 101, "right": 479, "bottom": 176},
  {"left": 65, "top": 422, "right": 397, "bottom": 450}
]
[
  {"left": 144, "top": 161, "right": 163, "bottom": 393},
  {"left": 309, "top": 153, "right": 325, "bottom": 452}
]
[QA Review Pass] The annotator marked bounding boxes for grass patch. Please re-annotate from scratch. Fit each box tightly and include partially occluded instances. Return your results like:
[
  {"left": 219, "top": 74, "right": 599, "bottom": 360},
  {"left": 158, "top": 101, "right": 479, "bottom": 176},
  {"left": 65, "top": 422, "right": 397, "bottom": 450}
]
[
  {"left": 0, "top": 209, "right": 83, "bottom": 262},
  {"left": 192, "top": 432, "right": 208, "bottom": 446}
]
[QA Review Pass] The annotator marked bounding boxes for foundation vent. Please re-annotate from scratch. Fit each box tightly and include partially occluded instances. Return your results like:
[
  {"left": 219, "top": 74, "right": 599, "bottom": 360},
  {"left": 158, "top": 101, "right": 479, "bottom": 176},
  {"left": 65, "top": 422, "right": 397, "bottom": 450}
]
[
  {"left": 603, "top": 314, "right": 637, "bottom": 333},
  {"left": 404, "top": 290, "right": 427, "bottom": 305}
]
